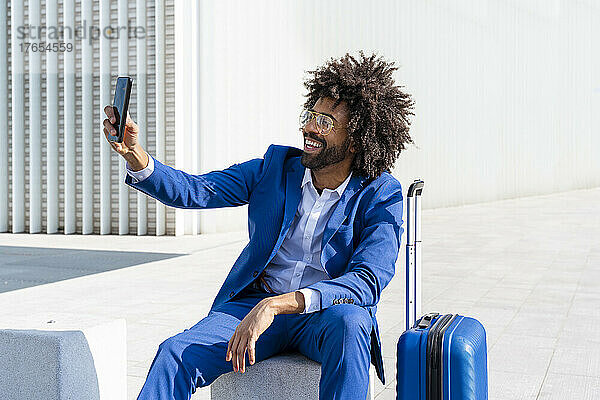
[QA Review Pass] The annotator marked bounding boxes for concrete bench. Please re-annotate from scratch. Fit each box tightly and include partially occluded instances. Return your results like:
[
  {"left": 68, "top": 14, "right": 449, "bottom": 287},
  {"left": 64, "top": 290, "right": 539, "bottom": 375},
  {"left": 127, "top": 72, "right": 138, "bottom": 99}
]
[
  {"left": 0, "top": 312, "right": 126, "bottom": 400},
  {"left": 210, "top": 352, "right": 375, "bottom": 400}
]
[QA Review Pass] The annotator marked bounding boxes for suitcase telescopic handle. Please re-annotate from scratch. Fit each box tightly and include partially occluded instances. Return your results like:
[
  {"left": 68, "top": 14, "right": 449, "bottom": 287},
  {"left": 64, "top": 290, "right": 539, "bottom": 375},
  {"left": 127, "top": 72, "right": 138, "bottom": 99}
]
[{"left": 406, "top": 179, "right": 424, "bottom": 330}]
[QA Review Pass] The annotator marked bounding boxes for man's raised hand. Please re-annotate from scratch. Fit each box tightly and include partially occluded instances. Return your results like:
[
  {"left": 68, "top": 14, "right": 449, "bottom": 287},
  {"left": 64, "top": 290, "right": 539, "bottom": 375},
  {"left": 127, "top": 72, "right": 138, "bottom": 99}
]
[
  {"left": 102, "top": 105, "right": 149, "bottom": 171},
  {"left": 102, "top": 105, "right": 140, "bottom": 156}
]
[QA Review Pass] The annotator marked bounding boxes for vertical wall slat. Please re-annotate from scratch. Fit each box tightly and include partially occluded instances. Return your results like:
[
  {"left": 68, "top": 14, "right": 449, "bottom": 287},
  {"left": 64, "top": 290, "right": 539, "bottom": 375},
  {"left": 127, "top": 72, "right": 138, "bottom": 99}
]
[
  {"left": 173, "top": 0, "right": 185, "bottom": 236},
  {"left": 190, "top": 0, "right": 199, "bottom": 236},
  {"left": 155, "top": 0, "right": 166, "bottom": 235},
  {"left": 28, "top": 0, "right": 41, "bottom": 233},
  {"left": 174, "top": 0, "right": 198, "bottom": 235},
  {"left": 99, "top": 0, "right": 111, "bottom": 234},
  {"left": 46, "top": 0, "right": 59, "bottom": 233},
  {"left": 0, "top": 0, "right": 8, "bottom": 232},
  {"left": 117, "top": 0, "right": 129, "bottom": 235},
  {"left": 11, "top": 0, "right": 25, "bottom": 232},
  {"left": 145, "top": 0, "right": 156, "bottom": 234},
  {"left": 63, "top": 0, "right": 76, "bottom": 234},
  {"left": 81, "top": 0, "right": 93, "bottom": 233},
  {"left": 136, "top": 0, "right": 148, "bottom": 235}
]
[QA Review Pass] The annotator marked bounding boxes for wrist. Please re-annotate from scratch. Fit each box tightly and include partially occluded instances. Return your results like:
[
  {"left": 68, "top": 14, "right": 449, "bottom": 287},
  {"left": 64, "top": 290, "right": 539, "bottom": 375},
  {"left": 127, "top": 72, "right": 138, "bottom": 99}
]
[
  {"left": 124, "top": 145, "right": 148, "bottom": 171},
  {"left": 264, "top": 292, "right": 305, "bottom": 315},
  {"left": 262, "top": 298, "right": 278, "bottom": 316}
]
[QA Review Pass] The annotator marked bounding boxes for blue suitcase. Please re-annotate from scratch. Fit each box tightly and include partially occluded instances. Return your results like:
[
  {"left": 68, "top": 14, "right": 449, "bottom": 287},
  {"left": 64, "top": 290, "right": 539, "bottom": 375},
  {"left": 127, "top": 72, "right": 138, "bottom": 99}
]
[{"left": 396, "top": 180, "right": 488, "bottom": 399}]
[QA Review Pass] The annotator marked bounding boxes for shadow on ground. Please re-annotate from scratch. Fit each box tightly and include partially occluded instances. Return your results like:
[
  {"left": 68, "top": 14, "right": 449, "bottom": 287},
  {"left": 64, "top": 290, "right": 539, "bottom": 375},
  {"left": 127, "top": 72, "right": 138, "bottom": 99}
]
[{"left": 0, "top": 246, "right": 186, "bottom": 293}]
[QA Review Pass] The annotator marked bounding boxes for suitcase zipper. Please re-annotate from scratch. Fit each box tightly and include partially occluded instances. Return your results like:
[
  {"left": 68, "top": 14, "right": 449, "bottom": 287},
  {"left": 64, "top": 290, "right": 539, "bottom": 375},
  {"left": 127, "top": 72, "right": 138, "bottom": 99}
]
[
  {"left": 426, "top": 314, "right": 455, "bottom": 400},
  {"left": 436, "top": 315, "right": 457, "bottom": 399}
]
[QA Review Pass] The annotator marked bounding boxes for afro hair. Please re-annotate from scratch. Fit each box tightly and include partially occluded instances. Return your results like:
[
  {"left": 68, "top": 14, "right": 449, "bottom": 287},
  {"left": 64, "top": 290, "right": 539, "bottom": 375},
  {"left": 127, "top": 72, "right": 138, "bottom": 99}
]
[{"left": 303, "top": 51, "right": 415, "bottom": 178}]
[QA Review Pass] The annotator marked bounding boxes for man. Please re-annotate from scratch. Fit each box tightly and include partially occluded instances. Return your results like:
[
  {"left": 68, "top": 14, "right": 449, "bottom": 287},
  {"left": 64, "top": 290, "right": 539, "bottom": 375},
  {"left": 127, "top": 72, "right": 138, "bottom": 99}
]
[{"left": 103, "top": 51, "right": 415, "bottom": 400}]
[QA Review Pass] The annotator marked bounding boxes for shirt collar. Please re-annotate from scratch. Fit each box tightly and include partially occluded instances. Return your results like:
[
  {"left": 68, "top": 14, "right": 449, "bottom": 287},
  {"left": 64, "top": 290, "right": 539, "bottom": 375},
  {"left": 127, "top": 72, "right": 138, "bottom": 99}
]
[{"left": 302, "top": 168, "right": 353, "bottom": 197}]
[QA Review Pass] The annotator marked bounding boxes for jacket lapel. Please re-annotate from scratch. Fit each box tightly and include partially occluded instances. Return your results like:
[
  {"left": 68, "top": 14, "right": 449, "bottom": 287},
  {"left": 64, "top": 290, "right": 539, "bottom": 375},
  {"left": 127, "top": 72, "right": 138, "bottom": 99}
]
[
  {"left": 279, "top": 161, "right": 304, "bottom": 238},
  {"left": 321, "top": 173, "right": 366, "bottom": 249}
]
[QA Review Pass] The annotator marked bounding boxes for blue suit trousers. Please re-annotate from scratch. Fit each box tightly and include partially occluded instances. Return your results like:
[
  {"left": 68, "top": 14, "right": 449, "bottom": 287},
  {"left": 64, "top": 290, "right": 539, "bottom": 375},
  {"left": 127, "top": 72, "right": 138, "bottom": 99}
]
[{"left": 136, "top": 285, "right": 373, "bottom": 400}]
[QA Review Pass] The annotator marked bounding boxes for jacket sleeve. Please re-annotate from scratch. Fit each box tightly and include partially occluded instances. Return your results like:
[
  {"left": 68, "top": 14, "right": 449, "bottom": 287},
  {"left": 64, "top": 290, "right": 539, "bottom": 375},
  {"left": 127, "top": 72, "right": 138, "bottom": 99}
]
[
  {"left": 124, "top": 145, "right": 276, "bottom": 209},
  {"left": 306, "top": 181, "right": 404, "bottom": 310}
]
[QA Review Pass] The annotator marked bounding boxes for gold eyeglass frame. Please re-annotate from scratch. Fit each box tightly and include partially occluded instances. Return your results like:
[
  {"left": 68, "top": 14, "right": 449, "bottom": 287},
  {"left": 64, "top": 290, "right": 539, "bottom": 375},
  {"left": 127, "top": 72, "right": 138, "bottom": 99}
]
[{"left": 299, "top": 109, "right": 336, "bottom": 136}]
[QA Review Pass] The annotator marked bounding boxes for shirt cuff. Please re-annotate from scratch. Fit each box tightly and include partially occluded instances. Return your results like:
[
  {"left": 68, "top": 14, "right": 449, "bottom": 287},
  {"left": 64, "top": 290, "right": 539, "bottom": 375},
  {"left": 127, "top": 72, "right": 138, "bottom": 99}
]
[
  {"left": 298, "top": 288, "right": 321, "bottom": 314},
  {"left": 125, "top": 151, "right": 154, "bottom": 183}
]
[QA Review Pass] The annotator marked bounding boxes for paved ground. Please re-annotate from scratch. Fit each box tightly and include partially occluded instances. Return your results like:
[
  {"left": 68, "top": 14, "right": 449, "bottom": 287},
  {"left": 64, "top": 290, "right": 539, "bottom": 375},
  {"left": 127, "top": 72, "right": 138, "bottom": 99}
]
[
  {"left": 0, "top": 187, "right": 598, "bottom": 399},
  {"left": 0, "top": 246, "right": 183, "bottom": 293}
]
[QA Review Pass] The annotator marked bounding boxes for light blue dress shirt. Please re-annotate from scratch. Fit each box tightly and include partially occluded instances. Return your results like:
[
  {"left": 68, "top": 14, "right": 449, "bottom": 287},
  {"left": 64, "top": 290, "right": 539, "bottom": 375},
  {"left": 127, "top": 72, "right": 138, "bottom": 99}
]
[
  {"left": 260, "top": 167, "right": 352, "bottom": 313},
  {"left": 125, "top": 152, "right": 352, "bottom": 314}
]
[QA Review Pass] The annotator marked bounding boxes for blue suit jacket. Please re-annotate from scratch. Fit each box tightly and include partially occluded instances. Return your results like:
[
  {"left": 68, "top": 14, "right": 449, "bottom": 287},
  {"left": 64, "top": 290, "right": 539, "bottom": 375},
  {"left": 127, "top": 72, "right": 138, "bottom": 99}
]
[{"left": 124, "top": 144, "right": 404, "bottom": 385}]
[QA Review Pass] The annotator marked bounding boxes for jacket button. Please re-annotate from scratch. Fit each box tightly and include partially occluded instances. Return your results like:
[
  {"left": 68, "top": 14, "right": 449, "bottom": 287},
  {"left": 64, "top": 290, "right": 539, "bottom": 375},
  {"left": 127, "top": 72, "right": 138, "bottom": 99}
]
[
  {"left": 252, "top": 271, "right": 258, "bottom": 277},
  {"left": 229, "top": 291, "right": 235, "bottom": 298}
]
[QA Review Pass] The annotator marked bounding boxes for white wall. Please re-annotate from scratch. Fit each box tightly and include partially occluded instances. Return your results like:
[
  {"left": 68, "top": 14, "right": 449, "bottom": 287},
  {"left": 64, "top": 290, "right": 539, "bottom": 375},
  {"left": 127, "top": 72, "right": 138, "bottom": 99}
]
[
  {"left": 2, "top": 0, "right": 599, "bottom": 235},
  {"left": 188, "top": 0, "right": 600, "bottom": 233}
]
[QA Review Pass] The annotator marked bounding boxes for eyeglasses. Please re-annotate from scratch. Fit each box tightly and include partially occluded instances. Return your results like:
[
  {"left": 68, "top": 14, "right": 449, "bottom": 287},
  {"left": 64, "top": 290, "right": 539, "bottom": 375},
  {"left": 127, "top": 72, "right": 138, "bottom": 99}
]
[{"left": 299, "top": 109, "right": 335, "bottom": 136}]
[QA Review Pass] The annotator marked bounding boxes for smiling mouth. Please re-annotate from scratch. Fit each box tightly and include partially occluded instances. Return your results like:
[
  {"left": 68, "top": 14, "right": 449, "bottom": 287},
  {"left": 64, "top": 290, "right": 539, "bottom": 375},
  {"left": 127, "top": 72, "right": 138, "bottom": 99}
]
[{"left": 304, "top": 137, "right": 324, "bottom": 152}]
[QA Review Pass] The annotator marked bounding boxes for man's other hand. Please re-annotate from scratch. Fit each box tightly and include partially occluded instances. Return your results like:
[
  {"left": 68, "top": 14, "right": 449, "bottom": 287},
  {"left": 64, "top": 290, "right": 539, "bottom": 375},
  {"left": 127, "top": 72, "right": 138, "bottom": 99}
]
[{"left": 226, "top": 298, "right": 275, "bottom": 373}]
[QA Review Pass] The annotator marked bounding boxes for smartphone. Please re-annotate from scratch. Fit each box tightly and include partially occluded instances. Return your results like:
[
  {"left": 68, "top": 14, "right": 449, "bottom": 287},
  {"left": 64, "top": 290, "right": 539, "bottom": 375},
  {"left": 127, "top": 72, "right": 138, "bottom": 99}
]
[{"left": 108, "top": 76, "right": 133, "bottom": 143}]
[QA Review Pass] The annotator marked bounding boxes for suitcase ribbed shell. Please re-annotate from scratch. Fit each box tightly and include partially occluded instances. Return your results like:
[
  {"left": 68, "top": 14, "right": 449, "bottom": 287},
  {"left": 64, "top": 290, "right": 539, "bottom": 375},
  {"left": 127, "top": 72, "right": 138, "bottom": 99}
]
[{"left": 396, "top": 314, "right": 488, "bottom": 400}]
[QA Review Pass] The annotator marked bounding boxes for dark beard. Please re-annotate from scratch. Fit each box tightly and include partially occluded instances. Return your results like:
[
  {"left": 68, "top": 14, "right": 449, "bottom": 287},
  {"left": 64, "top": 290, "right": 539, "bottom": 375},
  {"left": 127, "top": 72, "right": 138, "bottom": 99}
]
[{"left": 301, "top": 135, "right": 351, "bottom": 171}]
